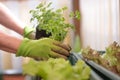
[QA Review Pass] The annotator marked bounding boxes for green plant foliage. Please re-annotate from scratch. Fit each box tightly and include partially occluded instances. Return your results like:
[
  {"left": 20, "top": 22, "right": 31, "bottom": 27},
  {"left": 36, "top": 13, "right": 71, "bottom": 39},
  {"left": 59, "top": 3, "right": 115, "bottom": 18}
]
[
  {"left": 72, "top": 35, "right": 81, "bottom": 53},
  {"left": 23, "top": 58, "right": 91, "bottom": 80},
  {"left": 30, "top": 2, "right": 80, "bottom": 41},
  {"left": 81, "top": 41, "right": 120, "bottom": 76}
]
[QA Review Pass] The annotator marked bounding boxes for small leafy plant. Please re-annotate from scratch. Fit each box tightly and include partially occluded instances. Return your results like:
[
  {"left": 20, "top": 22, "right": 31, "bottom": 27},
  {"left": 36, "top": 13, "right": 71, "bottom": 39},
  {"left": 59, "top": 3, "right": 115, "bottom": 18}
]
[
  {"left": 30, "top": 2, "right": 80, "bottom": 41},
  {"left": 81, "top": 41, "right": 120, "bottom": 76},
  {"left": 23, "top": 58, "right": 91, "bottom": 80}
]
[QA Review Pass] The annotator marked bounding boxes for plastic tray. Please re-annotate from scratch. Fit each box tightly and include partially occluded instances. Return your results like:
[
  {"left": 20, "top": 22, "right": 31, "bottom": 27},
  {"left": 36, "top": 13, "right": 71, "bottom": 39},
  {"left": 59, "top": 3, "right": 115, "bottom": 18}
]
[
  {"left": 86, "top": 60, "right": 120, "bottom": 80},
  {"left": 68, "top": 53, "right": 103, "bottom": 80},
  {"left": 78, "top": 52, "right": 120, "bottom": 80}
]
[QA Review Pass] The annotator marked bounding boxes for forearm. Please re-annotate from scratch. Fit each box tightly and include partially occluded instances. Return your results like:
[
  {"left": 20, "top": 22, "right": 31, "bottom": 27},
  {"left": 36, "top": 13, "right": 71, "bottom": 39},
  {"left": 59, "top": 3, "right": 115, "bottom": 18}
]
[
  {"left": 0, "top": 31, "right": 22, "bottom": 53},
  {"left": 0, "top": 3, "right": 25, "bottom": 35},
  {"left": 0, "top": 46, "right": 16, "bottom": 53}
]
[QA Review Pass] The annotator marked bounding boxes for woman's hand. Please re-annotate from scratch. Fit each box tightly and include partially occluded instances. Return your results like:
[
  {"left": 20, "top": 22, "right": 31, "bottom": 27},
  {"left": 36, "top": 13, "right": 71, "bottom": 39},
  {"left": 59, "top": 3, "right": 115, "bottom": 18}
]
[{"left": 16, "top": 38, "right": 71, "bottom": 60}]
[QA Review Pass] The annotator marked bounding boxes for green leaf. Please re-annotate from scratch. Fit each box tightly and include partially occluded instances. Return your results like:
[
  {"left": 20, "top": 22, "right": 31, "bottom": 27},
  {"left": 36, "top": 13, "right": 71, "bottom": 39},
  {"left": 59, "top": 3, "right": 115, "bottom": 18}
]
[
  {"left": 29, "top": 2, "right": 80, "bottom": 41},
  {"left": 23, "top": 58, "right": 91, "bottom": 80},
  {"left": 72, "top": 35, "right": 81, "bottom": 53}
]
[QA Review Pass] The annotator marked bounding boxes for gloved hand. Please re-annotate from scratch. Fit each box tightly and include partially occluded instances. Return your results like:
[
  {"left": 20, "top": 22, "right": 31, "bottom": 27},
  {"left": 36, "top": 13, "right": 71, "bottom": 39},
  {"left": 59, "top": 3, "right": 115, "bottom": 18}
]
[
  {"left": 16, "top": 38, "right": 71, "bottom": 60},
  {"left": 23, "top": 26, "right": 35, "bottom": 39}
]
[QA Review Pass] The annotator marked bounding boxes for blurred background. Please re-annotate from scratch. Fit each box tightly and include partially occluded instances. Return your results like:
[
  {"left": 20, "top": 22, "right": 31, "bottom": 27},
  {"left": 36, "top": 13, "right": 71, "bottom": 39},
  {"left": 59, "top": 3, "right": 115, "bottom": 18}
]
[{"left": 0, "top": 0, "right": 119, "bottom": 75}]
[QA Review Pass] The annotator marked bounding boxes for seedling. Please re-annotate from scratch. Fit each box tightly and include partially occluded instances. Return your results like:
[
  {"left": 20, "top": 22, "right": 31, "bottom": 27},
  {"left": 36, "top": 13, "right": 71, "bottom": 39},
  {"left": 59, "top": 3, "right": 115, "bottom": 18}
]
[{"left": 30, "top": 2, "right": 80, "bottom": 41}]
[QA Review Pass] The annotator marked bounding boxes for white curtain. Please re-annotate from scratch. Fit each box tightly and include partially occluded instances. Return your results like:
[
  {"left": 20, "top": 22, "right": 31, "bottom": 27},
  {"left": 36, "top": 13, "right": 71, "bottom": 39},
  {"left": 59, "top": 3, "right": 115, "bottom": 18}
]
[{"left": 80, "top": 0, "right": 120, "bottom": 51}]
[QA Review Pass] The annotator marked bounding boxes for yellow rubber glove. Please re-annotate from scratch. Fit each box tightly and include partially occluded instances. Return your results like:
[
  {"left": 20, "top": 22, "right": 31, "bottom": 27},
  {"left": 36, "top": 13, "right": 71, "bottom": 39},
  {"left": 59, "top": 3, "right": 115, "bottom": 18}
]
[
  {"left": 23, "top": 26, "right": 35, "bottom": 39},
  {"left": 16, "top": 38, "right": 71, "bottom": 60}
]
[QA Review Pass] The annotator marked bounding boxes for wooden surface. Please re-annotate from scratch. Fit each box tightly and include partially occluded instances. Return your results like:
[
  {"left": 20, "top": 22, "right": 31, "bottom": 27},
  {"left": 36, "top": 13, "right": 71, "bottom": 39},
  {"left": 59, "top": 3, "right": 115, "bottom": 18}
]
[{"left": 3, "top": 75, "right": 25, "bottom": 80}]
